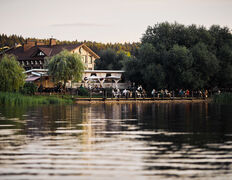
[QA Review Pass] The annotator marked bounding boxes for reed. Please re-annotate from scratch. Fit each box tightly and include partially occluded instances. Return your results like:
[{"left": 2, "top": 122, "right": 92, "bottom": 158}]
[
  {"left": 0, "top": 92, "right": 73, "bottom": 105},
  {"left": 213, "top": 93, "right": 232, "bottom": 105}
]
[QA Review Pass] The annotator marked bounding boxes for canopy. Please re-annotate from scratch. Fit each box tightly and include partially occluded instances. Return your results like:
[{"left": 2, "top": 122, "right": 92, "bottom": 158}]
[
  {"left": 25, "top": 76, "right": 40, "bottom": 82},
  {"left": 105, "top": 76, "right": 121, "bottom": 80}
]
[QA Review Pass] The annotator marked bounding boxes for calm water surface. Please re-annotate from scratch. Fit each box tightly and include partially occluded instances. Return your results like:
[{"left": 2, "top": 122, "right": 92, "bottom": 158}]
[{"left": 0, "top": 102, "right": 232, "bottom": 179}]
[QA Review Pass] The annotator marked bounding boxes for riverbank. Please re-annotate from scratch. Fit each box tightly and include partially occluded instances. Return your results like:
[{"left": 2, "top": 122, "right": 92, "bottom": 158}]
[{"left": 0, "top": 92, "right": 73, "bottom": 105}]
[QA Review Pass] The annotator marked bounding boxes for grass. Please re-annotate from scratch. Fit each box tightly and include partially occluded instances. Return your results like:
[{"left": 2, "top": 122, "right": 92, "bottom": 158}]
[
  {"left": 0, "top": 92, "right": 73, "bottom": 106},
  {"left": 213, "top": 93, "right": 232, "bottom": 105}
]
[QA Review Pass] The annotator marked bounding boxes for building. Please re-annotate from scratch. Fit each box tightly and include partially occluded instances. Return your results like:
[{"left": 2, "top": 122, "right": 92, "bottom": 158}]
[
  {"left": 3, "top": 38, "right": 100, "bottom": 70},
  {"left": 2, "top": 38, "right": 129, "bottom": 90},
  {"left": 24, "top": 69, "right": 128, "bottom": 89}
]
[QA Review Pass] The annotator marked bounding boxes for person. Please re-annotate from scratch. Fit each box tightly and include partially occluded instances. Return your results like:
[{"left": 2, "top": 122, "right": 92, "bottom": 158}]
[
  {"left": 88, "top": 84, "right": 92, "bottom": 90},
  {"left": 186, "top": 89, "right": 190, "bottom": 97},
  {"left": 199, "top": 90, "right": 202, "bottom": 97},
  {"left": 117, "top": 88, "right": 121, "bottom": 98},
  {"left": 123, "top": 89, "right": 127, "bottom": 97},
  {"left": 112, "top": 88, "right": 116, "bottom": 97},
  {"left": 137, "top": 85, "right": 143, "bottom": 93},
  {"left": 165, "top": 89, "right": 168, "bottom": 96},
  {"left": 205, "top": 90, "right": 208, "bottom": 98},
  {"left": 151, "top": 89, "right": 156, "bottom": 98},
  {"left": 136, "top": 90, "right": 141, "bottom": 98},
  {"left": 142, "top": 89, "right": 147, "bottom": 98},
  {"left": 160, "top": 89, "right": 164, "bottom": 98}
]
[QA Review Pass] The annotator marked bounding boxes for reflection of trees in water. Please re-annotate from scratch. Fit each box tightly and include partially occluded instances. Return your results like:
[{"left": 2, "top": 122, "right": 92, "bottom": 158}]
[
  {"left": 127, "top": 103, "right": 232, "bottom": 178},
  {"left": 0, "top": 105, "right": 27, "bottom": 119},
  {"left": 0, "top": 105, "right": 28, "bottom": 150},
  {"left": 83, "top": 102, "right": 232, "bottom": 147}
]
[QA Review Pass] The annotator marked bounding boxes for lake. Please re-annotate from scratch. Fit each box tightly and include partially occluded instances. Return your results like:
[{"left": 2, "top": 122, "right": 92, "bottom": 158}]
[{"left": 0, "top": 102, "right": 232, "bottom": 179}]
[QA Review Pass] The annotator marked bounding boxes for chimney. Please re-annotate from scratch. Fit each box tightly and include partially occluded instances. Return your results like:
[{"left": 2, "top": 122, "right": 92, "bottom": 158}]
[
  {"left": 23, "top": 40, "right": 36, "bottom": 51},
  {"left": 49, "top": 38, "right": 56, "bottom": 46}
]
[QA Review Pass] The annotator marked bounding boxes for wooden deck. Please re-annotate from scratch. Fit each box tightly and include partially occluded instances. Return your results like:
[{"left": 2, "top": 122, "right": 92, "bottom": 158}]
[{"left": 75, "top": 97, "right": 208, "bottom": 103}]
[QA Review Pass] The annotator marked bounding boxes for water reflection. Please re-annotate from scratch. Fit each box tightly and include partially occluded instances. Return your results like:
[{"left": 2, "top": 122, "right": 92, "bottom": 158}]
[{"left": 0, "top": 102, "right": 232, "bottom": 179}]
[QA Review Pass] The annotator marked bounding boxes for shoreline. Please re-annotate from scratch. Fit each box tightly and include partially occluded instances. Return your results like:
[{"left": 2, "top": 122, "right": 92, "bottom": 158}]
[{"left": 75, "top": 98, "right": 211, "bottom": 104}]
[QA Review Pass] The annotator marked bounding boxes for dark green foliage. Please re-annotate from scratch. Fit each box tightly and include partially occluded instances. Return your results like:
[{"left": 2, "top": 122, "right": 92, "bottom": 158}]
[
  {"left": 95, "top": 49, "right": 130, "bottom": 70},
  {"left": 46, "top": 50, "right": 84, "bottom": 88},
  {"left": 213, "top": 93, "right": 232, "bottom": 104},
  {"left": 0, "top": 92, "right": 72, "bottom": 106},
  {"left": 0, "top": 54, "right": 25, "bottom": 92},
  {"left": 0, "top": 34, "right": 25, "bottom": 48},
  {"left": 20, "top": 82, "right": 37, "bottom": 95},
  {"left": 77, "top": 87, "right": 89, "bottom": 96},
  {"left": 125, "top": 22, "right": 232, "bottom": 90}
]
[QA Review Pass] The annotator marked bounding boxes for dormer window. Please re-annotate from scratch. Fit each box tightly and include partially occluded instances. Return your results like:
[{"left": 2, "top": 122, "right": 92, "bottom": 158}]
[
  {"left": 38, "top": 51, "right": 45, "bottom": 56},
  {"left": 90, "top": 56, "right": 93, "bottom": 64}
]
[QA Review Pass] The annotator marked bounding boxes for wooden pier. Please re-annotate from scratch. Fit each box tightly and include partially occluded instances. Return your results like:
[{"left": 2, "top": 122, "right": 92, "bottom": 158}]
[{"left": 75, "top": 97, "right": 209, "bottom": 103}]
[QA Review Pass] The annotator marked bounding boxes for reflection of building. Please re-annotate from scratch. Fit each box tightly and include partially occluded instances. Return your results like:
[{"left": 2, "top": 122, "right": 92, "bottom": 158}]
[{"left": 4, "top": 38, "right": 100, "bottom": 70}]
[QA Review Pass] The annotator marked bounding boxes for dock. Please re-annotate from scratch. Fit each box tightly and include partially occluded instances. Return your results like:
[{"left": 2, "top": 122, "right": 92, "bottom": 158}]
[{"left": 75, "top": 97, "right": 209, "bottom": 103}]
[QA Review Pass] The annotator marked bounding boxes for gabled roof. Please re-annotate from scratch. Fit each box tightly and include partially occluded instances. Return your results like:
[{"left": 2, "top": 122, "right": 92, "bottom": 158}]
[{"left": 4, "top": 43, "right": 100, "bottom": 60}]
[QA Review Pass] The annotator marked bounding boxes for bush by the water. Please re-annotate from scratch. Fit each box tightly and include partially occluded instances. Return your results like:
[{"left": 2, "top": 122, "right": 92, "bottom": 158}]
[
  {"left": 77, "top": 87, "right": 89, "bottom": 96},
  {"left": 20, "top": 82, "right": 37, "bottom": 95},
  {"left": 213, "top": 93, "right": 232, "bottom": 104},
  {"left": 0, "top": 92, "right": 72, "bottom": 106}
]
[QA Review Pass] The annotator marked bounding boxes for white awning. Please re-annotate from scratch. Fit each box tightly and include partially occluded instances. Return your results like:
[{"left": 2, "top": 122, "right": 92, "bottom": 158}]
[{"left": 25, "top": 76, "right": 40, "bottom": 82}]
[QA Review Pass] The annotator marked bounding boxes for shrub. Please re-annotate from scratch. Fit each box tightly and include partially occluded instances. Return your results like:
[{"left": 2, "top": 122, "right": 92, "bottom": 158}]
[
  {"left": 20, "top": 82, "right": 37, "bottom": 95},
  {"left": 77, "top": 87, "right": 89, "bottom": 96}
]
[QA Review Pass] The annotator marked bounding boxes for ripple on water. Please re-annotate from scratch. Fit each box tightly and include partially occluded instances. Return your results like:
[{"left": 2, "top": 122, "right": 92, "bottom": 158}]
[{"left": 1, "top": 103, "right": 232, "bottom": 179}]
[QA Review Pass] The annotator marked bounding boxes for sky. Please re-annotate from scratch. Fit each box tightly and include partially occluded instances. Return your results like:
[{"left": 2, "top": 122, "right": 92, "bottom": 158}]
[{"left": 1, "top": 0, "right": 232, "bottom": 43}]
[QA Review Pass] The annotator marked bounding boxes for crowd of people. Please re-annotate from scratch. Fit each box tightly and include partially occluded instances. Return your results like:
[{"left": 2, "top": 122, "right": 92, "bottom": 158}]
[
  {"left": 37, "top": 82, "right": 221, "bottom": 99},
  {"left": 111, "top": 85, "right": 217, "bottom": 99}
]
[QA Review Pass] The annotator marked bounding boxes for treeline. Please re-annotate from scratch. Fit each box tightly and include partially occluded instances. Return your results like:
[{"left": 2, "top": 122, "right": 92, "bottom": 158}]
[
  {"left": 0, "top": 34, "right": 140, "bottom": 55},
  {"left": 0, "top": 34, "right": 25, "bottom": 48},
  {"left": 96, "top": 22, "right": 232, "bottom": 90},
  {"left": 129, "top": 22, "right": 232, "bottom": 90}
]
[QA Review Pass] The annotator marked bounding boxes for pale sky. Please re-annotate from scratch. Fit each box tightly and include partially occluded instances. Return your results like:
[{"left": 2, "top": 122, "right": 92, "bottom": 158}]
[{"left": 1, "top": 0, "right": 232, "bottom": 43}]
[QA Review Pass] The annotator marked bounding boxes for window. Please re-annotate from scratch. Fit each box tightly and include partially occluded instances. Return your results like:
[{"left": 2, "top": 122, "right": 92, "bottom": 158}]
[
  {"left": 90, "top": 56, "right": 93, "bottom": 64},
  {"left": 79, "top": 47, "right": 82, "bottom": 54},
  {"left": 85, "top": 55, "right": 88, "bottom": 63},
  {"left": 82, "top": 56, "right": 85, "bottom": 62},
  {"left": 37, "top": 51, "right": 45, "bottom": 56}
]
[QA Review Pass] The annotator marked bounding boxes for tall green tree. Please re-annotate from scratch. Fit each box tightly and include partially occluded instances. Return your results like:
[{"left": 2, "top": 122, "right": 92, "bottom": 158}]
[
  {"left": 0, "top": 54, "right": 25, "bottom": 92},
  {"left": 125, "top": 22, "right": 232, "bottom": 90},
  {"left": 95, "top": 48, "right": 130, "bottom": 70},
  {"left": 164, "top": 45, "right": 194, "bottom": 89},
  {"left": 46, "top": 50, "right": 84, "bottom": 89}
]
